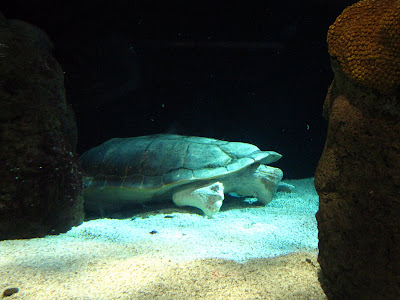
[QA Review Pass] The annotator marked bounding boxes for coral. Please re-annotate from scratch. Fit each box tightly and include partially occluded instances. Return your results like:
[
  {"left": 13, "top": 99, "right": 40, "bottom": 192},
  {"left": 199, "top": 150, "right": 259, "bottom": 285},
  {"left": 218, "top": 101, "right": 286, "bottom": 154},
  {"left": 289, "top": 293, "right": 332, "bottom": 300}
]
[{"left": 327, "top": 0, "right": 400, "bottom": 94}]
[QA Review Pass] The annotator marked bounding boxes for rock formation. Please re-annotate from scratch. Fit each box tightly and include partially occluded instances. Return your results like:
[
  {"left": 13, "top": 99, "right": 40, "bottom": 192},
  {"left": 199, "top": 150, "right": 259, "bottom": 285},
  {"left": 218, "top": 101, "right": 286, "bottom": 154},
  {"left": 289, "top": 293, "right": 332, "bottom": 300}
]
[
  {"left": 0, "top": 12, "right": 84, "bottom": 240},
  {"left": 315, "top": 0, "right": 400, "bottom": 298}
]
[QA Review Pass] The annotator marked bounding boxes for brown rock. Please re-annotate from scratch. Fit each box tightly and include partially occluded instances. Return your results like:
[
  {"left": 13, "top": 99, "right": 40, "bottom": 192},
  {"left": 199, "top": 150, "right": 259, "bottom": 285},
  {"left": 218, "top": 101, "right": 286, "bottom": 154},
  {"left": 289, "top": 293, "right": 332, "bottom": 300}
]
[
  {"left": 2, "top": 287, "right": 19, "bottom": 297},
  {"left": 0, "top": 12, "right": 84, "bottom": 240},
  {"left": 315, "top": 59, "right": 400, "bottom": 298}
]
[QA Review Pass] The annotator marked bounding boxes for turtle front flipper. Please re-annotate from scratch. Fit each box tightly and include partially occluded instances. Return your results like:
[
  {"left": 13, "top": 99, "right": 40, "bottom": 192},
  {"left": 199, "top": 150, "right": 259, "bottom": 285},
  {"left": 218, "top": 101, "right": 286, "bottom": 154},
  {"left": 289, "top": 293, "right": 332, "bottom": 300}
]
[{"left": 172, "top": 182, "right": 224, "bottom": 217}]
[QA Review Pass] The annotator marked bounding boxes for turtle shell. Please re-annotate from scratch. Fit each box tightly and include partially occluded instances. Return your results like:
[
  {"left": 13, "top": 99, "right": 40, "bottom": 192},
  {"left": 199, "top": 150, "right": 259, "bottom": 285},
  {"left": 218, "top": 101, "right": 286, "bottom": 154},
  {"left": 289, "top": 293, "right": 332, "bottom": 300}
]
[{"left": 80, "top": 134, "right": 282, "bottom": 192}]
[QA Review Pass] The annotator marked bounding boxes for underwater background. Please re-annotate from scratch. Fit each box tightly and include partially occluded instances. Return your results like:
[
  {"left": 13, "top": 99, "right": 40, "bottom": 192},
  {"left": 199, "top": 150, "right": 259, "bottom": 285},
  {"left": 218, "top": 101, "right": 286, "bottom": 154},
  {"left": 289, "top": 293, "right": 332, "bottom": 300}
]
[{"left": 4, "top": 0, "right": 356, "bottom": 179}]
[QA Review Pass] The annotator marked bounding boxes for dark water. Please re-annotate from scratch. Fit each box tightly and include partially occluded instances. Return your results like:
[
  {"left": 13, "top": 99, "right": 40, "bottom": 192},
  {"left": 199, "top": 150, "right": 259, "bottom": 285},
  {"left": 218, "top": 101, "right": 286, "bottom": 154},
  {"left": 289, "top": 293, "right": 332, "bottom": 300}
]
[{"left": 3, "top": 0, "right": 357, "bottom": 178}]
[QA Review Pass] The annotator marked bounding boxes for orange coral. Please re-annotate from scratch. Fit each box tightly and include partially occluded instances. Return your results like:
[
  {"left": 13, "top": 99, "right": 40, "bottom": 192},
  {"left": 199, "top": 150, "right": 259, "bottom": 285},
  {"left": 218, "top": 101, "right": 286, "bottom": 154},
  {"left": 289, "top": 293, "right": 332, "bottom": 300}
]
[{"left": 327, "top": 0, "right": 400, "bottom": 94}]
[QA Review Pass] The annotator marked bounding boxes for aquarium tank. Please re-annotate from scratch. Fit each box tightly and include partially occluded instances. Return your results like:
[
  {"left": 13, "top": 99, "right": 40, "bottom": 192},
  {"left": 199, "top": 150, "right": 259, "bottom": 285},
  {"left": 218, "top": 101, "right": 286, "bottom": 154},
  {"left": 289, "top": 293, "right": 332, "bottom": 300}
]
[{"left": 2, "top": 1, "right": 382, "bottom": 299}]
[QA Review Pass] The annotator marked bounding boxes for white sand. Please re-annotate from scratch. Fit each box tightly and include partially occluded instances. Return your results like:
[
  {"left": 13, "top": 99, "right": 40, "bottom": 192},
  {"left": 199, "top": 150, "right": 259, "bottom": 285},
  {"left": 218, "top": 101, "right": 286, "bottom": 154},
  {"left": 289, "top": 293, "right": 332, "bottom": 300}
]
[{"left": 0, "top": 178, "right": 326, "bottom": 299}]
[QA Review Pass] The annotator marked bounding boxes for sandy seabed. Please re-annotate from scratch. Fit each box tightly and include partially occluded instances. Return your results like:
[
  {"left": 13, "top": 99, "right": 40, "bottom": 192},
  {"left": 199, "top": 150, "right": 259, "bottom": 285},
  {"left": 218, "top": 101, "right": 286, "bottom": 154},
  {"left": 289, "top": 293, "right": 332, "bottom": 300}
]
[{"left": 0, "top": 178, "right": 326, "bottom": 299}]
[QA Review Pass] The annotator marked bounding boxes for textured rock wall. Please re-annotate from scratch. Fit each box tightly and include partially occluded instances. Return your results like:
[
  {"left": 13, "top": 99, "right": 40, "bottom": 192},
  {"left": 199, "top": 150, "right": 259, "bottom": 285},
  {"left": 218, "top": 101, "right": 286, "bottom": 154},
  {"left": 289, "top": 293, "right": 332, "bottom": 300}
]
[
  {"left": 315, "top": 59, "right": 400, "bottom": 298},
  {"left": 0, "top": 12, "right": 84, "bottom": 240},
  {"left": 316, "top": 1, "right": 400, "bottom": 297}
]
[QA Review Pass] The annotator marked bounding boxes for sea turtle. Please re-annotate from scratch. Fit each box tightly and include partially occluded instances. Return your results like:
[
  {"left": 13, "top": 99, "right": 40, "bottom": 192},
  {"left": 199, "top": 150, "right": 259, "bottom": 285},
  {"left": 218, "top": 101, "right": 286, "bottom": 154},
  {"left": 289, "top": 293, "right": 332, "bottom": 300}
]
[{"left": 80, "top": 134, "right": 292, "bottom": 217}]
